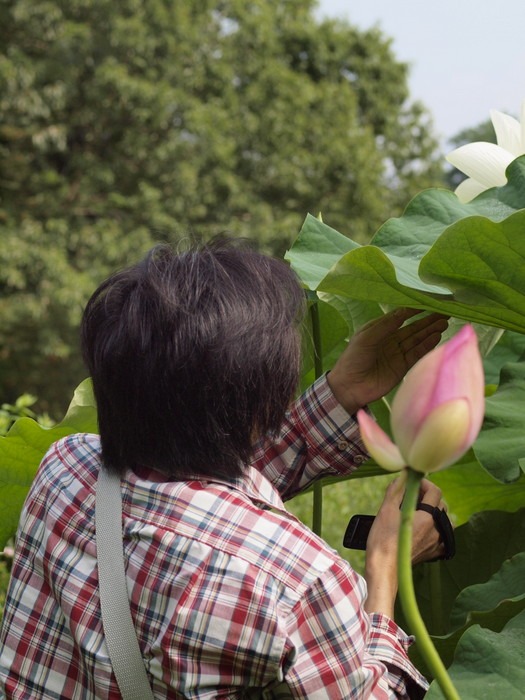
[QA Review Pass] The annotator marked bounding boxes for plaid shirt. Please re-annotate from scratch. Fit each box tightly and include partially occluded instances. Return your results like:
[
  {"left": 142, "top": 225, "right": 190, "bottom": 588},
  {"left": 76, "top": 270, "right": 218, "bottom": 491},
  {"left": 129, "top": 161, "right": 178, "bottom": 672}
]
[{"left": 0, "top": 376, "right": 427, "bottom": 699}]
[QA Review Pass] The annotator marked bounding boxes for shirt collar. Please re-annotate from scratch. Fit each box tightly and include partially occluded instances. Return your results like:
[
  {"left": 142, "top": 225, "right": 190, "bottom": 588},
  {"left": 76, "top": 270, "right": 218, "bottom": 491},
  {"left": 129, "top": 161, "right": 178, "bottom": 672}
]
[
  {"left": 132, "top": 464, "right": 286, "bottom": 513},
  {"left": 199, "top": 465, "right": 287, "bottom": 513}
]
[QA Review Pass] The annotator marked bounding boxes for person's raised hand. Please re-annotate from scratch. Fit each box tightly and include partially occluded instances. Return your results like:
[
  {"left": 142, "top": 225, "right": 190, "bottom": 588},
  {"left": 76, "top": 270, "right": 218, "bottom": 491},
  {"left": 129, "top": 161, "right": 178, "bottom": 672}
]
[{"left": 327, "top": 309, "right": 449, "bottom": 415}]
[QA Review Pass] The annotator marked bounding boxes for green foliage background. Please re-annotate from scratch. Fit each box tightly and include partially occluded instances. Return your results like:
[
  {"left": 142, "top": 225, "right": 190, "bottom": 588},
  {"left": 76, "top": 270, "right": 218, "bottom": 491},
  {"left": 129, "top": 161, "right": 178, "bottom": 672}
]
[
  {"left": 0, "top": 0, "right": 443, "bottom": 416},
  {"left": 5, "top": 0, "right": 522, "bottom": 693},
  {"left": 285, "top": 160, "right": 525, "bottom": 696}
]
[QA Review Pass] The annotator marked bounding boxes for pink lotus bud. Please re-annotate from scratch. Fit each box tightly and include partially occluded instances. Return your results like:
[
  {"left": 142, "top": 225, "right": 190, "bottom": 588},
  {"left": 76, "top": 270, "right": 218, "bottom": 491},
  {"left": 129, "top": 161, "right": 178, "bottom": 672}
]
[{"left": 357, "top": 325, "right": 485, "bottom": 474}]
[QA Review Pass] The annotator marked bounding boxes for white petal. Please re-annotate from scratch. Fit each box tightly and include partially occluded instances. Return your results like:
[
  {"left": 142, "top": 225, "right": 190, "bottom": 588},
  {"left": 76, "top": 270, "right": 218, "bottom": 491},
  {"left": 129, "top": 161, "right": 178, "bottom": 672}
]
[
  {"left": 454, "top": 177, "right": 488, "bottom": 203},
  {"left": 490, "top": 109, "right": 523, "bottom": 156},
  {"left": 446, "top": 142, "right": 513, "bottom": 188}
]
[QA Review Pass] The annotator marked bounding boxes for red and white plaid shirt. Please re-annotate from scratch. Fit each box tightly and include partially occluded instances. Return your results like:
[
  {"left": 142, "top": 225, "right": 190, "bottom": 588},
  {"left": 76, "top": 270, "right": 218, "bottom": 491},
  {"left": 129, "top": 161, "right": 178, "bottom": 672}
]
[{"left": 0, "top": 376, "right": 427, "bottom": 699}]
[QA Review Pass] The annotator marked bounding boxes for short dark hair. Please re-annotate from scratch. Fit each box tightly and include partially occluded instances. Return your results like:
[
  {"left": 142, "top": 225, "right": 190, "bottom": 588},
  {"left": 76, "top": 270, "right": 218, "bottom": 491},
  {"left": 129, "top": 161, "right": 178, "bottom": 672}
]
[{"left": 80, "top": 240, "right": 305, "bottom": 479}]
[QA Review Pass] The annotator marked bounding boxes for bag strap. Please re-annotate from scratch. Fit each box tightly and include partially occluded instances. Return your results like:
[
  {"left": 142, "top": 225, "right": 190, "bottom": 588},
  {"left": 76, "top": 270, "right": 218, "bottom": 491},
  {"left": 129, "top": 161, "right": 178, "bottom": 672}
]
[{"left": 95, "top": 466, "right": 155, "bottom": 700}]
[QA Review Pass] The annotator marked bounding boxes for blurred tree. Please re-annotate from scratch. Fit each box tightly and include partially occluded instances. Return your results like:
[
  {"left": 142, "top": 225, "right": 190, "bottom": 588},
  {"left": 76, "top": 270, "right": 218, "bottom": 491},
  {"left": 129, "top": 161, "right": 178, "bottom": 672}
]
[
  {"left": 0, "top": 0, "right": 443, "bottom": 415},
  {"left": 0, "top": 393, "right": 54, "bottom": 436}
]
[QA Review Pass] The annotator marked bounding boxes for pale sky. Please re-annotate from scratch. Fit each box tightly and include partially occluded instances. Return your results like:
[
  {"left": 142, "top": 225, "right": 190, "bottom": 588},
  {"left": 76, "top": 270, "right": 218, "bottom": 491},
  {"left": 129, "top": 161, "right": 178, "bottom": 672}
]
[{"left": 316, "top": 0, "right": 525, "bottom": 151}]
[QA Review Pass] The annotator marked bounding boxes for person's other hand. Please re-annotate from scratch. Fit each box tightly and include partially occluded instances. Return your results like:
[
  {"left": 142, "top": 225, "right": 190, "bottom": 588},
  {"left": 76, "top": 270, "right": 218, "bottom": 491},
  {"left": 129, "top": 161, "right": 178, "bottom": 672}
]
[
  {"left": 363, "top": 477, "right": 447, "bottom": 617},
  {"left": 367, "top": 477, "right": 446, "bottom": 566},
  {"left": 410, "top": 479, "right": 449, "bottom": 565},
  {"left": 327, "top": 309, "right": 449, "bottom": 415}
]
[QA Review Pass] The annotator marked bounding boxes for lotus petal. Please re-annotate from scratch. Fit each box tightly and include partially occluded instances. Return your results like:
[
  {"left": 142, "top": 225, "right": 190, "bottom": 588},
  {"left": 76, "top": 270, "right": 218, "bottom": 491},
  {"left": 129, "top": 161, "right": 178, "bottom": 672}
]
[
  {"left": 454, "top": 177, "right": 487, "bottom": 203},
  {"left": 357, "top": 409, "right": 405, "bottom": 472},
  {"left": 490, "top": 109, "right": 523, "bottom": 157},
  {"left": 446, "top": 142, "right": 513, "bottom": 188},
  {"left": 407, "top": 399, "right": 471, "bottom": 473}
]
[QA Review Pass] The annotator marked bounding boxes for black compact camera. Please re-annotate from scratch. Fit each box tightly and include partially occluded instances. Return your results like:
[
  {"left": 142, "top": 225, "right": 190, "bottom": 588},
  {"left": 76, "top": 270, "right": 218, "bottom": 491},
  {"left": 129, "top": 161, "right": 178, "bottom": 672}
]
[
  {"left": 343, "top": 514, "right": 375, "bottom": 550},
  {"left": 343, "top": 507, "right": 456, "bottom": 559}
]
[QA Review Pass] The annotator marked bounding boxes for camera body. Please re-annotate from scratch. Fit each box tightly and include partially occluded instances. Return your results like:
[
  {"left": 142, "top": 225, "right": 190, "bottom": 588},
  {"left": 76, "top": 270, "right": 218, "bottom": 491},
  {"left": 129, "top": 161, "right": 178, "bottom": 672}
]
[{"left": 343, "top": 514, "right": 375, "bottom": 550}]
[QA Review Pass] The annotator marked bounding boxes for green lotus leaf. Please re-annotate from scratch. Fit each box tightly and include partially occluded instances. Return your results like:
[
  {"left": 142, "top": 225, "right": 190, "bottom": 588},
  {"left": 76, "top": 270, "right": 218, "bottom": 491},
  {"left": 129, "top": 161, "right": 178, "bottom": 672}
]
[
  {"left": 483, "top": 330, "right": 525, "bottom": 385},
  {"left": 287, "top": 158, "right": 525, "bottom": 335},
  {"left": 473, "top": 362, "right": 525, "bottom": 483},
  {"left": 409, "top": 509, "right": 525, "bottom": 637},
  {"left": 372, "top": 156, "right": 525, "bottom": 261},
  {"left": 287, "top": 157, "right": 525, "bottom": 293},
  {"left": 0, "top": 378, "right": 97, "bottom": 549},
  {"left": 317, "top": 211, "right": 525, "bottom": 333},
  {"left": 401, "top": 509, "right": 525, "bottom": 677},
  {"left": 284, "top": 214, "right": 357, "bottom": 290},
  {"left": 300, "top": 297, "right": 349, "bottom": 391},
  {"left": 449, "top": 551, "right": 525, "bottom": 630},
  {"left": 425, "top": 609, "right": 525, "bottom": 699},
  {"left": 419, "top": 211, "right": 525, "bottom": 321},
  {"left": 431, "top": 462, "right": 525, "bottom": 526}
]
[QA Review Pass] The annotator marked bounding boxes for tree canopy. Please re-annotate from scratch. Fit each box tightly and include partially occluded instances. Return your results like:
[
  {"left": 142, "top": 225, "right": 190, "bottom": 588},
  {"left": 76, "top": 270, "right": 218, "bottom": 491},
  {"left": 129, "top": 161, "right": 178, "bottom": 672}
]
[{"left": 0, "top": 0, "right": 443, "bottom": 415}]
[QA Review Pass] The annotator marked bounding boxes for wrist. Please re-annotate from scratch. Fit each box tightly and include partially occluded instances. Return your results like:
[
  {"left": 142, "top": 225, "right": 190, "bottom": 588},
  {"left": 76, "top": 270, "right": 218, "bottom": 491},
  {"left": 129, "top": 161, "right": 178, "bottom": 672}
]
[
  {"left": 326, "top": 370, "right": 362, "bottom": 415},
  {"left": 364, "top": 550, "right": 398, "bottom": 617},
  {"left": 364, "top": 564, "right": 398, "bottom": 617},
  {"left": 365, "top": 549, "right": 397, "bottom": 582}
]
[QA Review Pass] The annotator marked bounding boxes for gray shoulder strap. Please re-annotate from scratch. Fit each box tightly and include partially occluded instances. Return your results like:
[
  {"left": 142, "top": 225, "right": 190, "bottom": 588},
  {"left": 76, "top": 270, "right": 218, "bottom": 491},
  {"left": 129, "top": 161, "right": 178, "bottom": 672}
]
[{"left": 95, "top": 466, "right": 155, "bottom": 700}]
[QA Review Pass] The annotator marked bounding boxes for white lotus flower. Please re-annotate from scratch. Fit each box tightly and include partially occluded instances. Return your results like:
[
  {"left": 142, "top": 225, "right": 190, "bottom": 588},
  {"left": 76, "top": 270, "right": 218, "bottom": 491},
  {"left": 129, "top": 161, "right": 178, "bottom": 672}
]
[{"left": 446, "top": 100, "right": 525, "bottom": 202}]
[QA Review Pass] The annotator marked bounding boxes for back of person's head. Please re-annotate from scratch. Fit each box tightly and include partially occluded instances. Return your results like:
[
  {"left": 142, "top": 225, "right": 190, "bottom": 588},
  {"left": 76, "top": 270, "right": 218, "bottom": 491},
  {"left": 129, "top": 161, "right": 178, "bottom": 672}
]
[{"left": 81, "top": 239, "right": 305, "bottom": 479}]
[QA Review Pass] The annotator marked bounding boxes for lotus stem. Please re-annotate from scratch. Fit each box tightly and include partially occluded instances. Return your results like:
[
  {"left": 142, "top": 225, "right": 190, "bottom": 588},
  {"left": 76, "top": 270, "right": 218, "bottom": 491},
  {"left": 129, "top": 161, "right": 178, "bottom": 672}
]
[
  {"left": 310, "top": 299, "right": 323, "bottom": 536},
  {"left": 398, "top": 468, "right": 460, "bottom": 700}
]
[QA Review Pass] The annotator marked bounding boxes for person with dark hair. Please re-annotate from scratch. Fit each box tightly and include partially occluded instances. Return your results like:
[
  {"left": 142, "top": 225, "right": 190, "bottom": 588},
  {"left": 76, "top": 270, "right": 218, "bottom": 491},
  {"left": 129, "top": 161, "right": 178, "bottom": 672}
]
[
  {"left": 80, "top": 242, "right": 306, "bottom": 481},
  {"left": 0, "top": 240, "right": 448, "bottom": 699}
]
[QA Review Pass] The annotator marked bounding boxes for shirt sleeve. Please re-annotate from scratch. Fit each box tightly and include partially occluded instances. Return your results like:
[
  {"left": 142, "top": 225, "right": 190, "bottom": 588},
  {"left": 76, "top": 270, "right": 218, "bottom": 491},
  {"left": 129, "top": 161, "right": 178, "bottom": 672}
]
[
  {"left": 280, "top": 560, "right": 429, "bottom": 699},
  {"left": 251, "top": 374, "right": 370, "bottom": 500}
]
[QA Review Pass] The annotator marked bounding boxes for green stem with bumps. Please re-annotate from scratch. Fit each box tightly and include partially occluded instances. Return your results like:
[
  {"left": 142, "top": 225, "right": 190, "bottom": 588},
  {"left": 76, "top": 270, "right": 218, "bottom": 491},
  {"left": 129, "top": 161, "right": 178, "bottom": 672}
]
[{"left": 398, "top": 468, "right": 460, "bottom": 700}]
